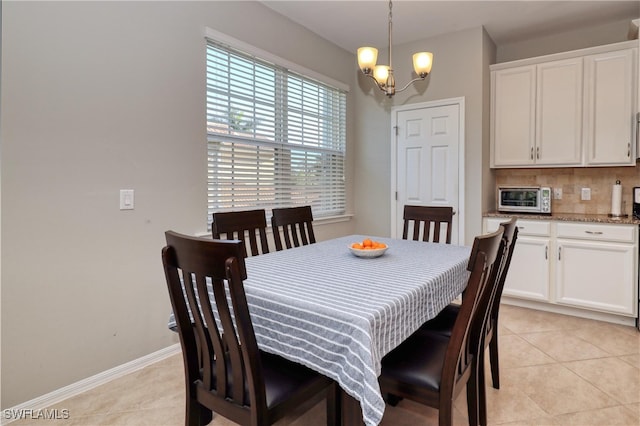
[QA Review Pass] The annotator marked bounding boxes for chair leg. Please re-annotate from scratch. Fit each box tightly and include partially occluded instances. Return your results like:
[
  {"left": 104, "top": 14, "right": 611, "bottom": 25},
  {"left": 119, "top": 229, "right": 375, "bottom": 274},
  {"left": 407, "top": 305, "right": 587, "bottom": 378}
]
[
  {"left": 439, "top": 398, "right": 454, "bottom": 426},
  {"left": 200, "top": 405, "right": 213, "bottom": 426},
  {"left": 478, "top": 353, "right": 487, "bottom": 426},
  {"left": 326, "top": 382, "right": 341, "bottom": 426},
  {"left": 184, "top": 379, "right": 211, "bottom": 426},
  {"left": 489, "top": 329, "right": 500, "bottom": 390},
  {"left": 466, "top": 364, "right": 479, "bottom": 426},
  {"left": 385, "top": 393, "right": 403, "bottom": 406},
  {"left": 185, "top": 400, "right": 193, "bottom": 426},
  {"left": 185, "top": 397, "right": 211, "bottom": 426}
]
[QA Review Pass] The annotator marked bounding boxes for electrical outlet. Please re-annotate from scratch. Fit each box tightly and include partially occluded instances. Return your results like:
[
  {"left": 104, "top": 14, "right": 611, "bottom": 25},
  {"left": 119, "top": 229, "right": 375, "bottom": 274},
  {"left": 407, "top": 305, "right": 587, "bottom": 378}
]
[
  {"left": 581, "top": 187, "right": 591, "bottom": 201},
  {"left": 554, "top": 188, "right": 563, "bottom": 200}
]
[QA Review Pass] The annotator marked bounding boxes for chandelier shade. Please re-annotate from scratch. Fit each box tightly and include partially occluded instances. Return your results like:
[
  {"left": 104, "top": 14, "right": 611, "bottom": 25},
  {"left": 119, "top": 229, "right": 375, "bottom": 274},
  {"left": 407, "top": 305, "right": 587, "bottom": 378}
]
[
  {"left": 357, "top": 0, "right": 433, "bottom": 97},
  {"left": 413, "top": 52, "right": 433, "bottom": 77},
  {"left": 357, "top": 47, "right": 378, "bottom": 73},
  {"left": 373, "top": 65, "right": 390, "bottom": 85}
]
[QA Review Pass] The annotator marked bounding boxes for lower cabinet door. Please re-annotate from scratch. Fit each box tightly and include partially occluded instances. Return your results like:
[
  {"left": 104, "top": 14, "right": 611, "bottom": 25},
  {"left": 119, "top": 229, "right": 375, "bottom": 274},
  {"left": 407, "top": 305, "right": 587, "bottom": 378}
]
[
  {"left": 556, "top": 239, "right": 636, "bottom": 315},
  {"left": 503, "top": 236, "right": 550, "bottom": 301}
]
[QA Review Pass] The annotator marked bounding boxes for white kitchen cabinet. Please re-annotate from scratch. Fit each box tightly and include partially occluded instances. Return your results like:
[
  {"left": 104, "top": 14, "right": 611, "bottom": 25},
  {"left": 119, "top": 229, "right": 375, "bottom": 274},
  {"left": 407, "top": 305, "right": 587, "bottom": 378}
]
[
  {"left": 490, "top": 40, "right": 638, "bottom": 168},
  {"left": 491, "top": 59, "right": 583, "bottom": 167},
  {"left": 483, "top": 217, "right": 639, "bottom": 320},
  {"left": 504, "top": 236, "right": 550, "bottom": 301},
  {"left": 484, "top": 218, "right": 550, "bottom": 301},
  {"left": 556, "top": 239, "right": 636, "bottom": 315},
  {"left": 491, "top": 66, "right": 536, "bottom": 166},
  {"left": 536, "top": 58, "right": 583, "bottom": 165},
  {"left": 555, "top": 222, "right": 637, "bottom": 316},
  {"left": 584, "top": 48, "right": 636, "bottom": 165}
]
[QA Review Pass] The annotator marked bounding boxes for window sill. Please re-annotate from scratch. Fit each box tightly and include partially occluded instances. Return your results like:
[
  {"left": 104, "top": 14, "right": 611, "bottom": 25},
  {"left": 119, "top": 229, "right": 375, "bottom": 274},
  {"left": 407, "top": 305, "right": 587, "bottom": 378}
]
[{"left": 195, "top": 213, "right": 353, "bottom": 238}]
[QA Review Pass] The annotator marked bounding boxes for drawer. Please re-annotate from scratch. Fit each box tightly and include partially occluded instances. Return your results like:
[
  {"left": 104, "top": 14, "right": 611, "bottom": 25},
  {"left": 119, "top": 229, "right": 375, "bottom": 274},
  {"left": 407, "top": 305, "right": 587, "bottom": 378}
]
[
  {"left": 485, "top": 218, "right": 550, "bottom": 236},
  {"left": 513, "top": 220, "right": 551, "bottom": 236},
  {"left": 556, "top": 222, "right": 637, "bottom": 243}
]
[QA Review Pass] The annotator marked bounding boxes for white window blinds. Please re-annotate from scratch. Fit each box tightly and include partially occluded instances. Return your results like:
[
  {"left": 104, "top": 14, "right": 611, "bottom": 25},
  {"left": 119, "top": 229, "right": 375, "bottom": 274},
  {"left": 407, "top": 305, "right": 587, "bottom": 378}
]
[{"left": 206, "top": 39, "right": 347, "bottom": 225}]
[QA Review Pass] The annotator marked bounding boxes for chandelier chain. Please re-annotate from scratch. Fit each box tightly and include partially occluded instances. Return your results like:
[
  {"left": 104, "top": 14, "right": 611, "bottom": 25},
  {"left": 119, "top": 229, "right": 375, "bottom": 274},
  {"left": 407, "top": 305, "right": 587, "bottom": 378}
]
[{"left": 388, "top": 0, "right": 393, "bottom": 70}]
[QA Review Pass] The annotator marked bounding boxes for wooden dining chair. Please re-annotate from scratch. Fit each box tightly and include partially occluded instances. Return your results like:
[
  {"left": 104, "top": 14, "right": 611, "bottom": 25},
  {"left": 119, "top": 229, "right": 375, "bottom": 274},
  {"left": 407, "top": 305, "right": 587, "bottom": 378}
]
[
  {"left": 402, "top": 205, "right": 454, "bottom": 243},
  {"left": 162, "top": 231, "right": 338, "bottom": 426},
  {"left": 420, "top": 217, "right": 518, "bottom": 386},
  {"left": 378, "top": 227, "right": 504, "bottom": 426},
  {"left": 271, "top": 206, "right": 316, "bottom": 251},
  {"left": 211, "top": 209, "right": 270, "bottom": 257},
  {"left": 484, "top": 218, "right": 518, "bottom": 389},
  {"left": 418, "top": 218, "right": 518, "bottom": 426}
]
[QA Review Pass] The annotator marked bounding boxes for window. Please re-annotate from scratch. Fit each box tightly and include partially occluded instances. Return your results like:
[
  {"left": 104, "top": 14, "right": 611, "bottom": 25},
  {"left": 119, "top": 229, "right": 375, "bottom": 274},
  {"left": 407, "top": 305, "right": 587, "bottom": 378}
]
[{"left": 206, "top": 37, "right": 347, "bottom": 227}]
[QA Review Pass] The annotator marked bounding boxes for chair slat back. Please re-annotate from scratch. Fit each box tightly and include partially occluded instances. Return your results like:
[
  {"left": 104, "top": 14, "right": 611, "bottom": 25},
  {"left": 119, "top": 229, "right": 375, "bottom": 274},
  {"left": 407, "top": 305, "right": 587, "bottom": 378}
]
[
  {"left": 402, "top": 205, "right": 454, "bottom": 243},
  {"left": 212, "top": 209, "right": 270, "bottom": 257},
  {"left": 271, "top": 206, "right": 316, "bottom": 251},
  {"left": 440, "top": 227, "right": 504, "bottom": 399},
  {"left": 162, "top": 231, "right": 266, "bottom": 419},
  {"left": 489, "top": 217, "right": 519, "bottom": 322}
]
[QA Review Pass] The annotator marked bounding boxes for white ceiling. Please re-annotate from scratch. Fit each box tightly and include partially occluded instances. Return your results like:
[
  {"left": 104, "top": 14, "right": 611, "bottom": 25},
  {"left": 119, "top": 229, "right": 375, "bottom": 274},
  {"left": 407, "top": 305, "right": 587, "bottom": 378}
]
[{"left": 261, "top": 1, "right": 639, "bottom": 52}]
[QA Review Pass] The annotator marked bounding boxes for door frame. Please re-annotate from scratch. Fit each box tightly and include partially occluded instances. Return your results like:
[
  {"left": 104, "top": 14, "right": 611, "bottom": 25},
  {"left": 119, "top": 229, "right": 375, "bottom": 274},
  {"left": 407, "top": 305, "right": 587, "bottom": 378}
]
[{"left": 390, "top": 97, "right": 466, "bottom": 243}]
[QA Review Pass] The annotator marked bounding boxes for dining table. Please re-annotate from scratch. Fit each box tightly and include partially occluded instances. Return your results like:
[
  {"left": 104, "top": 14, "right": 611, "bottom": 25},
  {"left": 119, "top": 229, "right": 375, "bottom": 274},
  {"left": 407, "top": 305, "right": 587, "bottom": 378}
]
[{"left": 168, "top": 234, "right": 471, "bottom": 426}]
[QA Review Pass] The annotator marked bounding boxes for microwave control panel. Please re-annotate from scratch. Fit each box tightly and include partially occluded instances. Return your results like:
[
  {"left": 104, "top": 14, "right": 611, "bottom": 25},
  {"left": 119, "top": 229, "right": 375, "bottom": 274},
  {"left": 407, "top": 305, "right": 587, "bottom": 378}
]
[{"left": 540, "top": 187, "right": 551, "bottom": 214}]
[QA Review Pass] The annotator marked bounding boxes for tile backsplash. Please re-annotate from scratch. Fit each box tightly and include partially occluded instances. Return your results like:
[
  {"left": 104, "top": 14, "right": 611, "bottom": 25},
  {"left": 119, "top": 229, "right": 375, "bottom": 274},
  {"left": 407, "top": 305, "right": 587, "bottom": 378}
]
[{"left": 495, "top": 162, "right": 640, "bottom": 215}]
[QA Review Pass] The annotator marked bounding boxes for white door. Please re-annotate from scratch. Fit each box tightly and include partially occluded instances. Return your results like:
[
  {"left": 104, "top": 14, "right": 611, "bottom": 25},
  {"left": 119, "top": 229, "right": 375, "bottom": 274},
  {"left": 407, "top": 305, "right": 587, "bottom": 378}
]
[{"left": 393, "top": 101, "right": 462, "bottom": 244}]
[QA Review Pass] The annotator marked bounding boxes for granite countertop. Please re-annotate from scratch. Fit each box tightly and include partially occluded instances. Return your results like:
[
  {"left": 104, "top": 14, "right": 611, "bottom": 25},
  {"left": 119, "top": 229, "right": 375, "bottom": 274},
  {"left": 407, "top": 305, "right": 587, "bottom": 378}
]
[{"left": 484, "top": 211, "right": 640, "bottom": 225}]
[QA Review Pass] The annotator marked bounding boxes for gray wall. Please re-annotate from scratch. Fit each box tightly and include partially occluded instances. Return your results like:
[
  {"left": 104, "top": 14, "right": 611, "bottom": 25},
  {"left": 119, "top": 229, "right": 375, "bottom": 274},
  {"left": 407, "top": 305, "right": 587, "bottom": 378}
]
[
  {"left": 482, "top": 29, "right": 498, "bottom": 220},
  {"left": 353, "top": 27, "right": 496, "bottom": 244},
  {"left": 1, "top": 0, "right": 356, "bottom": 408},
  {"left": 497, "top": 17, "right": 637, "bottom": 62}
]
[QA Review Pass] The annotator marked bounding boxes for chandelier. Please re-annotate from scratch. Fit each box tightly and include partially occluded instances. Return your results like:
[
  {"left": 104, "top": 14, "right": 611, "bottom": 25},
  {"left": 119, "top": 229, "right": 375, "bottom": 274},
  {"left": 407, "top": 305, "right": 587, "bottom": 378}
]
[{"left": 357, "top": 0, "right": 433, "bottom": 97}]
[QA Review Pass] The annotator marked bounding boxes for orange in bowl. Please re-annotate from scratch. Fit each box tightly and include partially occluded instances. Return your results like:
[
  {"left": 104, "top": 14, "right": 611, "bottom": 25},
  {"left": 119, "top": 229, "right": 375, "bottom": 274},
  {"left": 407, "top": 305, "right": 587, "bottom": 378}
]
[{"left": 349, "top": 238, "right": 388, "bottom": 258}]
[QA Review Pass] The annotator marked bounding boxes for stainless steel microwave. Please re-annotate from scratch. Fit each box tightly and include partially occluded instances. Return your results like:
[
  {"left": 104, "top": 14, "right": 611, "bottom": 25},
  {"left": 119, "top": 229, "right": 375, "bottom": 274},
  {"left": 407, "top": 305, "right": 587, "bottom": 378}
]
[{"left": 498, "top": 186, "right": 552, "bottom": 214}]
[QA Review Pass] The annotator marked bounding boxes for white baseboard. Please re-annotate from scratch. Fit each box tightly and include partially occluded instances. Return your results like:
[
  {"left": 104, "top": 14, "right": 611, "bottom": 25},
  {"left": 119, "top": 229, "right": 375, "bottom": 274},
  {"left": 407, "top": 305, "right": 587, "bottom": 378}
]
[
  {"left": 1, "top": 344, "right": 181, "bottom": 425},
  {"left": 502, "top": 297, "right": 637, "bottom": 328}
]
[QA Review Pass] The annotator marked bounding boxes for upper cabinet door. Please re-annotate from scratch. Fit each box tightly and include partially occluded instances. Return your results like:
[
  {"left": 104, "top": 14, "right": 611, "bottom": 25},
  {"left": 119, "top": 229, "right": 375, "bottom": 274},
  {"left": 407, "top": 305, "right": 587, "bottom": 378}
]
[
  {"left": 584, "top": 48, "right": 636, "bottom": 165},
  {"left": 536, "top": 58, "right": 584, "bottom": 166},
  {"left": 491, "top": 65, "right": 536, "bottom": 167}
]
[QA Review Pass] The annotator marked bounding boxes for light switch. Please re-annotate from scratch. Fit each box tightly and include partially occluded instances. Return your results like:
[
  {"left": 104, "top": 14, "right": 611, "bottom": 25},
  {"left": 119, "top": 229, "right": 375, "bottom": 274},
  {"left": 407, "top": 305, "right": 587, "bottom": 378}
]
[
  {"left": 120, "top": 189, "right": 134, "bottom": 210},
  {"left": 581, "top": 188, "right": 591, "bottom": 201}
]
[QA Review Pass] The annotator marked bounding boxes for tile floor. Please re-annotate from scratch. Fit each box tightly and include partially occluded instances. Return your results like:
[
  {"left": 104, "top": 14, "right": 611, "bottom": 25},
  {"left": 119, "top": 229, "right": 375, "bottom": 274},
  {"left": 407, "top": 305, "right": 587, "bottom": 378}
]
[{"left": 10, "top": 305, "right": 640, "bottom": 426}]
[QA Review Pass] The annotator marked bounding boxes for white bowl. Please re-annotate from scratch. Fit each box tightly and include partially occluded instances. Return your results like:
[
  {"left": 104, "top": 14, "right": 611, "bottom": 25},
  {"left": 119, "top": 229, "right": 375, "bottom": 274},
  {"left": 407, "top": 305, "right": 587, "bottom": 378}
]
[{"left": 349, "top": 245, "right": 388, "bottom": 258}]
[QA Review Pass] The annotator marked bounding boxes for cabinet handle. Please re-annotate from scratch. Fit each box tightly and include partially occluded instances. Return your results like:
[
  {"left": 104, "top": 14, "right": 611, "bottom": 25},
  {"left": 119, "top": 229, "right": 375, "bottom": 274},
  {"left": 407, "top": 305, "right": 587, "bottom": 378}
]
[
  {"left": 545, "top": 246, "right": 548, "bottom": 260},
  {"left": 558, "top": 246, "right": 561, "bottom": 261},
  {"left": 628, "top": 143, "right": 631, "bottom": 158},
  {"left": 628, "top": 112, "right": 640, "bottom": 154},
  {"left": 536, "top": 147, "right": 540, "bottom": 159},
  {"left": 585, "top": 230, "right": 603, "bottom": 235},
  {"left": 530, "top": 147, "right": 534, "bottom": 160}
]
